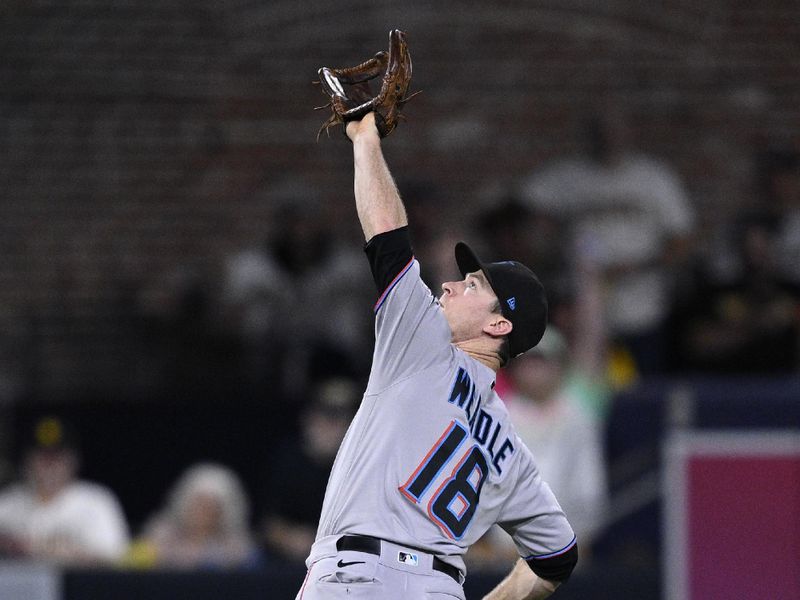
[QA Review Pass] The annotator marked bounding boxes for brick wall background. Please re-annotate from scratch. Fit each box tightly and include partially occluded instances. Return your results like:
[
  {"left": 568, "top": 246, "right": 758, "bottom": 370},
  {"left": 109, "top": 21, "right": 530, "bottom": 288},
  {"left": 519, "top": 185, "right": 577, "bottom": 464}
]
[{"left": 1, "top": 0, "right": 799, "bottom": 401}]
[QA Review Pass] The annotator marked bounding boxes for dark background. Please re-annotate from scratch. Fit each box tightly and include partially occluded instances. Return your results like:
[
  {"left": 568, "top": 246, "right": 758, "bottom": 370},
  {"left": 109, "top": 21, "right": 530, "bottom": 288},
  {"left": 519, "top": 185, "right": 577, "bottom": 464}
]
[{"left": 1, "top": 1, "right": 799, "bottom": 598}]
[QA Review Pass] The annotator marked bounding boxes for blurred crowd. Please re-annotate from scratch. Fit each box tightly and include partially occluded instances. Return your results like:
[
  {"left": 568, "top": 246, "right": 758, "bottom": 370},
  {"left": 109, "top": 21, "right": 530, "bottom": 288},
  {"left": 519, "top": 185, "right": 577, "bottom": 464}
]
[
  {"left": 0, "top": 108, "right": 798, "bottom": 574},
  {"left": 0, "top": 378, "right": 358, "bottom": 571}
]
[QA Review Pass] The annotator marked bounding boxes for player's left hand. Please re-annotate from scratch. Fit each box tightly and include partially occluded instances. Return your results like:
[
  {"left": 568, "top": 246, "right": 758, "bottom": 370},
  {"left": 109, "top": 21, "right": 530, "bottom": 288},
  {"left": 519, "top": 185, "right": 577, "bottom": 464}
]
[
  {"left": 346, "top": 112, "right": 380, "bottom": 143},
  {"left": 315, "top": 29, "right": 417, "bottom": 140}
]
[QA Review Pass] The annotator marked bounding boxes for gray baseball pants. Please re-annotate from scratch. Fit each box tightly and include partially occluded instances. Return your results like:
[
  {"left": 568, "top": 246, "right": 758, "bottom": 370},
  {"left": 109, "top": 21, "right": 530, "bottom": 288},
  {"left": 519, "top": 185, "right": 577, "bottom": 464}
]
[{"left": 296, "top": 537, "right": 466, "bottom": 600}]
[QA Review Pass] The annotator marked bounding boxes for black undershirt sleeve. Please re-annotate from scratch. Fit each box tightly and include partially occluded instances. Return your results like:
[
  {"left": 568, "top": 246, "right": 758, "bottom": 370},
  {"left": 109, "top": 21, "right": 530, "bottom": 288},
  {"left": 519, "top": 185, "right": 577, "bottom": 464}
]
[
  {"left": 525, "top": 541, "right": 579, "bottom": 582},
  {"left": 363, "top": 226, "right": 414, "bottom": 294}
]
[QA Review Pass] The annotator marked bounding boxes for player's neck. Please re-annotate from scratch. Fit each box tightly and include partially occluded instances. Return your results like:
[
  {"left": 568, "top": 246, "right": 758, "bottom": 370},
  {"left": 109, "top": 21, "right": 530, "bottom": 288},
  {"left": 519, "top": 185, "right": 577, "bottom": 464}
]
[{"left": 455, "top": 340, "right": 502, "bottom": 372}]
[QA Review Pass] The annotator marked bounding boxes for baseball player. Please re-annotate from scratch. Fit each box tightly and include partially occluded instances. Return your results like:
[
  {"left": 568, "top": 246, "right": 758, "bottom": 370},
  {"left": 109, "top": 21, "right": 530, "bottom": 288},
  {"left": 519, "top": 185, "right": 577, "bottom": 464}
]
[{"left": 297, "top": 112, "right": 577, "bottom": 599}]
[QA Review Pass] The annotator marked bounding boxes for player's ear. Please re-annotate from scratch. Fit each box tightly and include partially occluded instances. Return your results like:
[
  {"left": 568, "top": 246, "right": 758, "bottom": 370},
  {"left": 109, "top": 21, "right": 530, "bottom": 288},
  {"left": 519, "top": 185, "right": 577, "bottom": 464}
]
[{"left": 484, "top": 315, "right": 512, "bottom": 338}]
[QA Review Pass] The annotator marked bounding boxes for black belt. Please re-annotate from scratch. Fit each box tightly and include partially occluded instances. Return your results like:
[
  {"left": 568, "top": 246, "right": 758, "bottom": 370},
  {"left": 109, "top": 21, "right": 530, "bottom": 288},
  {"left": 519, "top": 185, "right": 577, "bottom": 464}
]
[{"left": 336, "top": 535, "right": 461, "bottom": 583}]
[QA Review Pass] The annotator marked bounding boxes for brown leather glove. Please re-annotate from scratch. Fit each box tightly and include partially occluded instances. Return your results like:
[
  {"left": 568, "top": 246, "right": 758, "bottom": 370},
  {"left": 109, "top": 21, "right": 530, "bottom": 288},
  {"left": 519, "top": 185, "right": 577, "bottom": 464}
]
[{"left": 315, "top": 29, "right": 418, "bottom": 139}]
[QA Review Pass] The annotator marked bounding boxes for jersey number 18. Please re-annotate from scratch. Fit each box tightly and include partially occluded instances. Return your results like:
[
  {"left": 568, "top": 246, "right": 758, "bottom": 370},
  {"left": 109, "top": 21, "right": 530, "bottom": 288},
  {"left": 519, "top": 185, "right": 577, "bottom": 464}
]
[{"left": 399, "top": 420, "right": 489, "bottom": 539}]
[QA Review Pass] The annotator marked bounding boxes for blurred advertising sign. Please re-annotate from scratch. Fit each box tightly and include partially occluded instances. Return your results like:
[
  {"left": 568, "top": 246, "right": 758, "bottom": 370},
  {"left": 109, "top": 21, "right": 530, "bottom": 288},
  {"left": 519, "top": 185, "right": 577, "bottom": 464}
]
[{"left": 664, "top": 431, "right": 800, "bottom": 600}]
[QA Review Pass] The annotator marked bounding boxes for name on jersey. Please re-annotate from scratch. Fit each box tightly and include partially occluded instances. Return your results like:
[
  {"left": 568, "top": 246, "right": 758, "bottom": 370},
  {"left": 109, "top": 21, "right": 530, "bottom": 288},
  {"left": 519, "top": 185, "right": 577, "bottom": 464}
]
[{"left": 447, "top": 368, "right": 514, "bottom": 475}]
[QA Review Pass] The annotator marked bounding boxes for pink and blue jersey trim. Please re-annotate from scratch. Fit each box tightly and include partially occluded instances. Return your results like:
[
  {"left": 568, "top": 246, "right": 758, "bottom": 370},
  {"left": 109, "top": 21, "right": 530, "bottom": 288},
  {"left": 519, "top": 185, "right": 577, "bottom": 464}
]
[
  {"left": 374, "top": 256, "right": 415, "bottom": 312},
  {"left": 523, "top": 535, "right": 577, "bottom": 560}
]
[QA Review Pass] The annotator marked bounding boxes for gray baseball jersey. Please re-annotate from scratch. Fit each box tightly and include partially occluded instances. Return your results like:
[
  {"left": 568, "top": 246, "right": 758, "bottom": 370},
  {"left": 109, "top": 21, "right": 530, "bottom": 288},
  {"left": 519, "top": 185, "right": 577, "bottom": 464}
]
[{"left": 307, "top": 229, "right": 576, "bottom": 580}]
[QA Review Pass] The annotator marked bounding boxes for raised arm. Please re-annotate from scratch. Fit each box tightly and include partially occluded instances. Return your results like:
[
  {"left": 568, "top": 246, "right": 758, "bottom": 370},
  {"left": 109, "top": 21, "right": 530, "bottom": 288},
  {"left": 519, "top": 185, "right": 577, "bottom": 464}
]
[
  {"left": 482, "top": 559, "right": 560, "bottom": 600},
  {"left": 346, "top": 113, "right": 408, "bottom": 241}
]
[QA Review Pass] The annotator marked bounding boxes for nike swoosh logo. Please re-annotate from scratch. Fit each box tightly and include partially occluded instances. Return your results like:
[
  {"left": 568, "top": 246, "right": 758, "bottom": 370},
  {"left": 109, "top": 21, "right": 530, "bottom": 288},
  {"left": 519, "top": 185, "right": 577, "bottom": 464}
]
[{"left": 337, "top": 560, "right": 366, "bottom": 568}]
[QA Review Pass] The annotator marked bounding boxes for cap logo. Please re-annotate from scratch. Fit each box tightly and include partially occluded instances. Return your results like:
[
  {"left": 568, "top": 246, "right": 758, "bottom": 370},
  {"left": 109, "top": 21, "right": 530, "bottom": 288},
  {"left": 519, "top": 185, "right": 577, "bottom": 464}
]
[
  {"left": 506, "top": 297, "right": 516, "bottom": 311},
  {"left": 36, "top": 418, "right": 63, "bottom": 448}
]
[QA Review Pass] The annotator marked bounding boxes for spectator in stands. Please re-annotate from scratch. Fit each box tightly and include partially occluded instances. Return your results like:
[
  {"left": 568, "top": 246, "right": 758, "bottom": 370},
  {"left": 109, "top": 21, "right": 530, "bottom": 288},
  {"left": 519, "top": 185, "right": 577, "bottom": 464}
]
[
  {"left": 759, "top": 146, "right": 800, "bottom": 287},
  {"left": 505, "top": 326, "right": 610, "bottom": 545},
  {"left": 522, "top": 107, "right": 695, "bottom": 374},
  {"left": 258, "top": 377, "right": 359, "bottom": 563},
  {"left": 0, "top": 416, "right": 130, "bottom": 566},
  {"left": 134, "top": 462, "right": 258, "bottom": 570},
  {"left": 473, "top": 195, "right": 567, "bottom": 298},
  {"left": 671, "top": 212, "right": 800, "bottom": 373},
  {"left": 134, "top": 262, "right": 235, "bottom": 401},
  {"left": 221, "top": 183, "right": 375, "bottom": 401}
]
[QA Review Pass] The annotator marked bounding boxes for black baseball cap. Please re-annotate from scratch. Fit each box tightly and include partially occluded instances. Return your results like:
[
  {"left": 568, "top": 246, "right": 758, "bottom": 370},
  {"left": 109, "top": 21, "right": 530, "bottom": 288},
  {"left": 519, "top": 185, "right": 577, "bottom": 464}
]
[{"left": 454, "top": 242, "right": 548, "bottom": 358}]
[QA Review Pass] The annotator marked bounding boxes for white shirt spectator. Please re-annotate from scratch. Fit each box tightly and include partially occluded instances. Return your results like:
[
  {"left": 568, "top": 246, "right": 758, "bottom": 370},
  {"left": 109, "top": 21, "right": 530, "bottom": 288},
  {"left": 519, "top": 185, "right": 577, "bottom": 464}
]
[
  {"left": 505, "top": 388, "right": 608, "bottom": 544},
  {"left": 523, "top": 154, "right": 694, "bottom": 335},
  {"left": 0, "top": 481, "right": 130, "bottom": 565}
]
